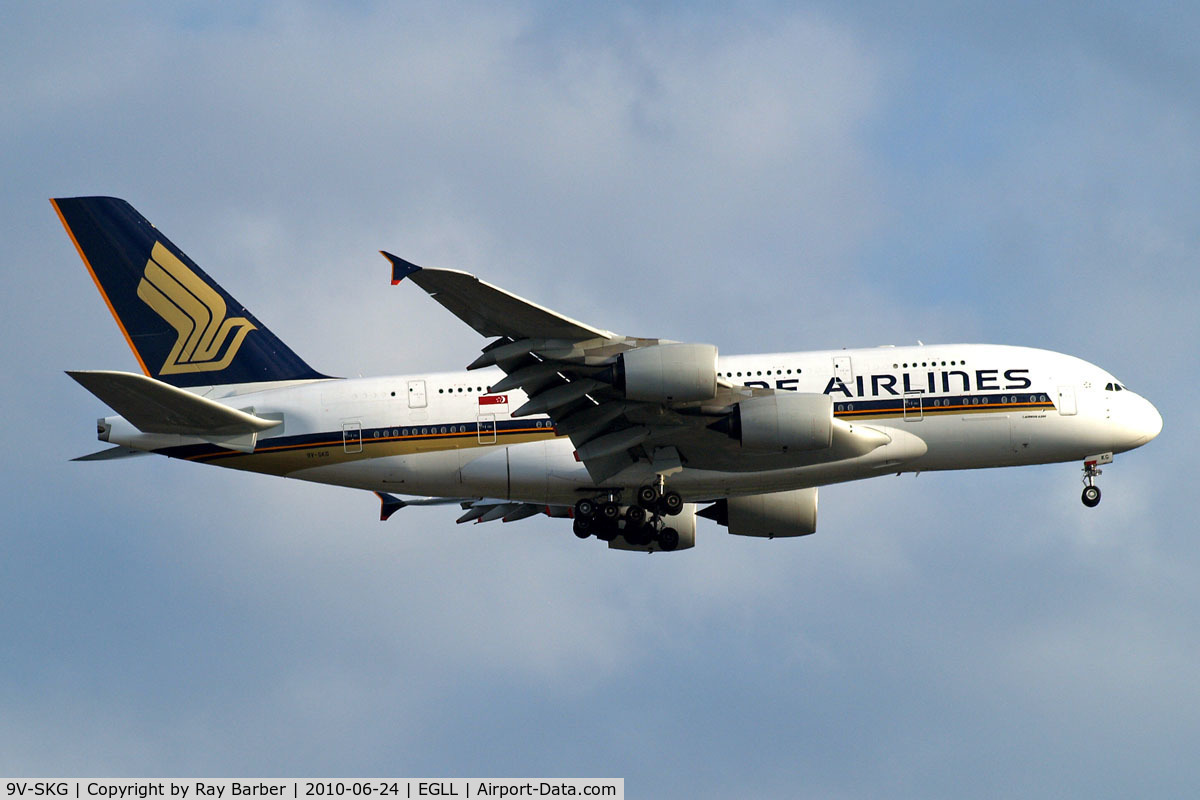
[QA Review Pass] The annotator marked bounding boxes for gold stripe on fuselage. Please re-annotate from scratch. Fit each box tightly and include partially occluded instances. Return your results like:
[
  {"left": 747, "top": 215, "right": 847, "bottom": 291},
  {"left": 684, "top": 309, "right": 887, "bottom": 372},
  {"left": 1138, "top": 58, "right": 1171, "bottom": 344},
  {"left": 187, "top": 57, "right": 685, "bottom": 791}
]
[
  {"left": 180, "top": 401, "right": 1051, "bottom": 475},
  {"left": 184, "top": 427, "right": 560, "bottom": 477},
  {"left": 836, "top": 401, "right": 1053, "bottom": 420}
]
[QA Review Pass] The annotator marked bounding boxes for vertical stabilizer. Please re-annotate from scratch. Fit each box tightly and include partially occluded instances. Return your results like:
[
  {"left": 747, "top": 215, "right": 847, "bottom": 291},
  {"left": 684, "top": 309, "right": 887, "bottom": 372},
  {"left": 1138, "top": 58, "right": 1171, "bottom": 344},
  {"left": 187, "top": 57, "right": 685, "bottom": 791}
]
[{"left": 53, "top": 196, "right": 329, "bottom": 387}]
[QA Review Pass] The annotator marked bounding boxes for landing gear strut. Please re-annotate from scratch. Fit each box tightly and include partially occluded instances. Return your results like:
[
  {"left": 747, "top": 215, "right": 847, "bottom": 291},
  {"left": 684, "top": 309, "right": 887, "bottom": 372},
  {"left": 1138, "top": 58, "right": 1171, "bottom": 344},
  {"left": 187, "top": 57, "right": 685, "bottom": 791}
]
[
  {"left": 1080, "top": 453, "right": 1112, "bottom": 508},
  {"left": 636, "top": 482, "right": 683, "bottom": 516},
  {"left": 571, "top": 484, "right": 684, "bottom": 550}
]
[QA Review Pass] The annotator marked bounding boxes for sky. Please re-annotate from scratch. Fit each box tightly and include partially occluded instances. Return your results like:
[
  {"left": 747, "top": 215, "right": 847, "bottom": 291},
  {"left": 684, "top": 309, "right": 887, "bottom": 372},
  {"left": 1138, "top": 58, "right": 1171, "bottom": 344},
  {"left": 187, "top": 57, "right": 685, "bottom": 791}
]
[{"left": 2, "top": 1, "right": 1198, "bottom": 796}]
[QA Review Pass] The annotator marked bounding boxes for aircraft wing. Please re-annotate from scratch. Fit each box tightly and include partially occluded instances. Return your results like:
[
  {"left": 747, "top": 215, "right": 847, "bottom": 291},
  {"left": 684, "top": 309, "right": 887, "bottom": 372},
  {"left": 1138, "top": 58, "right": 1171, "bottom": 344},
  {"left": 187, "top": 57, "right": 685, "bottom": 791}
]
[
  {"left": 373, "top": 492, "right": 572, "bottom": 524},
  {"left": 383, "top": 253, "right": 613, "bottom": 342},
  {"left": 389, "top": 256, "right": 888, "bottom": 484}
]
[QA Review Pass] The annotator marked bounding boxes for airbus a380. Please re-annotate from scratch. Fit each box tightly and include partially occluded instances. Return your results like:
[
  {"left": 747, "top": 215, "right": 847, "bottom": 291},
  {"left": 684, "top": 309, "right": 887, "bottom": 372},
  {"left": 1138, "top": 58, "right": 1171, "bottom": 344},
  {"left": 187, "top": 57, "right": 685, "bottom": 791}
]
[{"left": 55, "top": 197, "right": 1163, "bottom": 552}]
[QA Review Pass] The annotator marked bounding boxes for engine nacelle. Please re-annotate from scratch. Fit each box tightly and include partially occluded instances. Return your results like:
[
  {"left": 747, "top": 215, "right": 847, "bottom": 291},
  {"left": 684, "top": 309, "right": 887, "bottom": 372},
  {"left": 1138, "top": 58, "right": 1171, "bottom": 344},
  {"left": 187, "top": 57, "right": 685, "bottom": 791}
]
[
  {"left": 700, "top": 489, "right": 818, "bottom": 538},
  {"left": 616, "top": 343, "right": 718, "bottom": 403},
  {"left": 609, "top": 503, "right": 697, "bottom": 552},
  {"left": 714, "top": 392, "right": 833, "bottom": 452}
]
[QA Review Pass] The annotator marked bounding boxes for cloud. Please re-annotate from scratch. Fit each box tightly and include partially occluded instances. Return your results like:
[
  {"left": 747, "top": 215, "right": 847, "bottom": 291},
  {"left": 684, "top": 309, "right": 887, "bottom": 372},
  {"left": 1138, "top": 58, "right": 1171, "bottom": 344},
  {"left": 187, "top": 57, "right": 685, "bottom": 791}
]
[{"left": 3, "top": 1, "right": 1198, "bottom": 796}]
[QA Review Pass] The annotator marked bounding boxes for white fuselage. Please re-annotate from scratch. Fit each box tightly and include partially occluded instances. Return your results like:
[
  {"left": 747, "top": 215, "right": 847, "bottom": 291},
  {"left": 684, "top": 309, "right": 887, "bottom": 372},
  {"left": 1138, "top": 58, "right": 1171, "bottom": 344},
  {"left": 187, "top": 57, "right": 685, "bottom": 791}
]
[{"left": 98, "top": 344, "right": 1162, "bottom": 504}]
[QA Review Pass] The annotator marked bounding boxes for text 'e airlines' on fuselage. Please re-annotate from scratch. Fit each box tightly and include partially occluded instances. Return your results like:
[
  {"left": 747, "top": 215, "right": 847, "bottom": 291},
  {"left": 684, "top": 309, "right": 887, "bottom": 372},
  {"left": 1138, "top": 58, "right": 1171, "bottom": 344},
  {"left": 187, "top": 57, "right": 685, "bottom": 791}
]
[{"left": 55, "top": 197, "right": 1163, "bottom": 553}]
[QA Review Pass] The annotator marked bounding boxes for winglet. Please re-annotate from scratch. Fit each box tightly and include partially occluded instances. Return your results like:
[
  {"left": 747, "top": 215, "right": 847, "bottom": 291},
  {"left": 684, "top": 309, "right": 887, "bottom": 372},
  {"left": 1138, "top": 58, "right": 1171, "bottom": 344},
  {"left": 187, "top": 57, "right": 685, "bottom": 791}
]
[
  {"left": 374, "top": 491, "right": 407, "bottom": 521},
  {"left": 382, "top": 251, "right": 422, "bottom": 285}
]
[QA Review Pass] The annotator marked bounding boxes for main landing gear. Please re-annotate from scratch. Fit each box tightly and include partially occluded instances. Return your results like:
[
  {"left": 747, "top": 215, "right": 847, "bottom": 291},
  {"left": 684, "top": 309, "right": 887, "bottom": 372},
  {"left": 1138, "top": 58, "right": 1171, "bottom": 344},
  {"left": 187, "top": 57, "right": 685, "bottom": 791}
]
[
  {"left": 572, "top": 483, "right": 684, "bottom": 551},
  {"left": 1080, "top": 452, "right": 1113, "bottom": 508}
]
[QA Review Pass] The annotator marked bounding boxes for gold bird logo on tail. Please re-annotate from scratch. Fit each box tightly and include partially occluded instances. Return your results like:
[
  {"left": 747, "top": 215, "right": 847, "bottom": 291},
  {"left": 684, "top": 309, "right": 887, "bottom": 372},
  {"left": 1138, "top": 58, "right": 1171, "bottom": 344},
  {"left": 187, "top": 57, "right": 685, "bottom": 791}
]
[{"left": 136, "top": 242, "right": 256, "bottom": 375}]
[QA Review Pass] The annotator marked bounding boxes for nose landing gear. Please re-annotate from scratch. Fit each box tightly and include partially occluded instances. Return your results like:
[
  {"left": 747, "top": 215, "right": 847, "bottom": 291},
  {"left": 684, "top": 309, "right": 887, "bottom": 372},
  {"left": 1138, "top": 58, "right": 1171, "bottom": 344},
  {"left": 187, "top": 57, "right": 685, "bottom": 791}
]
[{"left": 1080, "top": 452, "right": 1113, "bottom": 508}]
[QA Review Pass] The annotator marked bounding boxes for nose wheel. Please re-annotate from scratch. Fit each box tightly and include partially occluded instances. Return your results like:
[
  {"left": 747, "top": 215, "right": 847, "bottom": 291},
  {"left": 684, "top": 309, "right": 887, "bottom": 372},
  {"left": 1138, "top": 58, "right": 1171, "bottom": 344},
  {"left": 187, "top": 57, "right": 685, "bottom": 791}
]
[{"left": 1080, "top": 453, "right": 1112, "bottom": 508}]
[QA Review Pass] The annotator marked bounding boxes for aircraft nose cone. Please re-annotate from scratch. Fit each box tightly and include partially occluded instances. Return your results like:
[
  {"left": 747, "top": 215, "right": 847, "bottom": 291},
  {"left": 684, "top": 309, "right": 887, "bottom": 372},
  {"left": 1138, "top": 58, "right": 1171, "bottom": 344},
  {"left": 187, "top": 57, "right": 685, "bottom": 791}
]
[
  {"left": 1143, "top": 400, "right": 1164, "bottom": 443},
  {"left": 1127, "top": 396, "right": 1163, "bottom": 448}
]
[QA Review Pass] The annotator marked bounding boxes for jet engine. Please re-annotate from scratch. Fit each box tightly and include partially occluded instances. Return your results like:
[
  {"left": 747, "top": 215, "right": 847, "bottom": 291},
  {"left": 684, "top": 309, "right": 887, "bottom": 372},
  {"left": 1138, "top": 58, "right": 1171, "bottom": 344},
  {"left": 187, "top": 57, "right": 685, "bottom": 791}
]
[
  {"left": 699, "top": 488, "right": 818, "bottom": 538},
  {"left": 613, "top": 343, "right": 718, "bottom": 403},
  {"left": 711, "top": 392, "right": 833, "bottom": 452}
]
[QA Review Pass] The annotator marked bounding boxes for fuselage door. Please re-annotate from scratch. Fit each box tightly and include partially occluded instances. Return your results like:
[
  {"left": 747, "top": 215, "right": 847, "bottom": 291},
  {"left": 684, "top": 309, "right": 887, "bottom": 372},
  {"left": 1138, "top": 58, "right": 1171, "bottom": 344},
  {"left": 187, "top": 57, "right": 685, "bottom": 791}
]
[
  {"left": 833, "top": 355, "right": 853, "bottom": 385},
  {"left": 407, "top": 379, "right": 427, "bottom": 409},
  {"left": 903, "top": 390, "right": 924, "bottom": 421},
  {"left": 1057, "top": 385, "right": 1078, "bottom": 416},
  {"left": 342, "top": 421, "right": 363, "bottom": 453},
  {"left": 477, "top": 413, "right": 497, "bottom": 444}
]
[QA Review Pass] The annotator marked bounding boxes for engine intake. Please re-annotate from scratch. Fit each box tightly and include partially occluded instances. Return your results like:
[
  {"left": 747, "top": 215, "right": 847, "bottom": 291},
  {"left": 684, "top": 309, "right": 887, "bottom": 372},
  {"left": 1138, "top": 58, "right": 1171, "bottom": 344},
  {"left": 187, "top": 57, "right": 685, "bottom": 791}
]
[
  {"left": 614, "top": 343, "right": 718, "bottom": 403},
  {"left": 712, "top": 392, "right": 833, "bottom": 452}
]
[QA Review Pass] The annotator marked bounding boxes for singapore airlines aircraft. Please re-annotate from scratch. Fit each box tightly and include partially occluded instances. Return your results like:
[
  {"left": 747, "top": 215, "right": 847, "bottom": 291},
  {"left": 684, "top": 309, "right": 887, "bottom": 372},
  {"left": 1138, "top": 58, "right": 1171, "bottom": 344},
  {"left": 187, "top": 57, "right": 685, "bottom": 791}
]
[{"left": 55, "top": 197, "right": 1163, "bottom": 552}]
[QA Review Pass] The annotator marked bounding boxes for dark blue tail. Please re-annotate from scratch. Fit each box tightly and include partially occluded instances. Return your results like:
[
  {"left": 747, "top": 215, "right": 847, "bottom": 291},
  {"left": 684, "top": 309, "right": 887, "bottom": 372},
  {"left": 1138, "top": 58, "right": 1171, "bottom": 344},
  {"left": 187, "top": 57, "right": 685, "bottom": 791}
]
[{"left": 53, "top": 197, "right": 329, "bottom": 387}]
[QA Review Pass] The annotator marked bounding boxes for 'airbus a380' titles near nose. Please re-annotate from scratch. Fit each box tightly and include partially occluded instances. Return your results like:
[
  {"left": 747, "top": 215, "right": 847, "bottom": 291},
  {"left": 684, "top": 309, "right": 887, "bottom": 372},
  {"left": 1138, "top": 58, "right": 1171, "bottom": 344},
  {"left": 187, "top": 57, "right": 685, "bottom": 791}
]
[{"left": 55, "top": 197, "right": 1163, "bottom": 552}]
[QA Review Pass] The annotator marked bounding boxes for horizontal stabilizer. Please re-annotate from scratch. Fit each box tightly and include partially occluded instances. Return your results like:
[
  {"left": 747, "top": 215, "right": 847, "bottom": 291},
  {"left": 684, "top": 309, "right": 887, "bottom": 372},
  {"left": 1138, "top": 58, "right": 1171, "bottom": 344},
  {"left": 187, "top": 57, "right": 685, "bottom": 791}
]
[{"left": 67, "top": 370, "right": 283, "bottom": 437}]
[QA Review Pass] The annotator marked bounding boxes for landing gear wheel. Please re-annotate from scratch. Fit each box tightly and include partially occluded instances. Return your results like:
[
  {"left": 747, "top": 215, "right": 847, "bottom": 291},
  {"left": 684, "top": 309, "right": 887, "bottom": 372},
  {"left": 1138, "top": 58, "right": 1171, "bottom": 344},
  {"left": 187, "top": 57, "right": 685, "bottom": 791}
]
[
  {"left": 661, "top": 491, "right": 684, "bottom": 516},
  {"left": 600, "top": 502, "right": 620, "bottom": 521},
  {"left": 637, "top": 484, "right": 660, "bottom": 510},
  {"left": 625, "top": 505, "right": 646, "bottom": 526},
  {"left": 573, "top": 517, "right": 592, "bottom": 538},
  {"left": 624, "top": 524, "right": 652, "bottom": 547},
  {"left": 1081, "top": 457, "right": 1106, "bottom": 509},
  {"left": 594, "top": 521, "right": 617, "bottom": 542},
  {"left": 575, "top": 498, "right": 596, "bottom": 519},
  {"left": 658, "top": 527, "right": 680, "bottom": 552}
]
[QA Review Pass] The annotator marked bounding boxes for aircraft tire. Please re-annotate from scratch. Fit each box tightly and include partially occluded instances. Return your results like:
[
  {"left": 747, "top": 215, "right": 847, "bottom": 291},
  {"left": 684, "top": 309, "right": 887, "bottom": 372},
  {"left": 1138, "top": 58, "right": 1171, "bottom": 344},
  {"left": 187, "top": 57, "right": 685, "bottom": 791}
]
[
  {"left": 573, "top": 517, "right": 592, "bottom": 538},
  {"left": 600, "top": 501, "right": 620, "bottom": 520},
  {"left": 662, "top": 491, "right": 684, "bottom": 516},
  {"left": 575, "top": 498, "right": 597, "bottom": 519},
  {"left": 658, "top": 527, "right": 680, "bottom": 551},
  {"left": 624, "top": 525, "right": 651, "bottom": 547},
  {"left": 1082, "top": 486, "right": 1101, "bottom": 507},
  {"left": 637, "top": 485, "right": 659, "bottom": 509},
  {"left": 625, "top": 505, "right": 646, "bottom": 526}
]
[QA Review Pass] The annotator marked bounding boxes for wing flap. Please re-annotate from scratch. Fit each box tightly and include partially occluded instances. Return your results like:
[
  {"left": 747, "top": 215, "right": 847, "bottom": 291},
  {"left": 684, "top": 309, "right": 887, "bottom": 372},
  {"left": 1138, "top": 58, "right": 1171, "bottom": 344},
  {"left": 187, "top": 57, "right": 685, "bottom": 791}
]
[{"left": 67, "top": 370, "right": 283, "bottom": 436}]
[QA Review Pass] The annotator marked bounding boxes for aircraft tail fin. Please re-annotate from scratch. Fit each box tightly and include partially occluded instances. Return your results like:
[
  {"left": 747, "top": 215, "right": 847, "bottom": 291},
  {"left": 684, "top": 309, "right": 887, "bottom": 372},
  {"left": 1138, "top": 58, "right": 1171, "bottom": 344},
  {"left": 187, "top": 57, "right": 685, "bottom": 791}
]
[{"left": 52, "top": 196, "right": 329, "bottom": 388}]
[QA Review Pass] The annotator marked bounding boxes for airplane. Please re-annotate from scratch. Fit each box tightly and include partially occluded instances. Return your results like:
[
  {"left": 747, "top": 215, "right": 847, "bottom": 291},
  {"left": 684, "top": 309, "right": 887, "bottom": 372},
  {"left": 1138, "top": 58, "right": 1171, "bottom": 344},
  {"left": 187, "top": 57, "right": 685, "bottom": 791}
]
[{"left": 54, "top": 196, "right": 1163, "bottom": 552}]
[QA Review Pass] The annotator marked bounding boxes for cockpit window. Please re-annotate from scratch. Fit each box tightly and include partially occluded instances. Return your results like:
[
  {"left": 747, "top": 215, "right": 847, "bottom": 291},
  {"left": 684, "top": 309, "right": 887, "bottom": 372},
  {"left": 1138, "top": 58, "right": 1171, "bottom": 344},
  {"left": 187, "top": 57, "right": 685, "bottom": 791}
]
[{"left": 1106, "top": 382, "right": 1127, "bottom": 392}]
